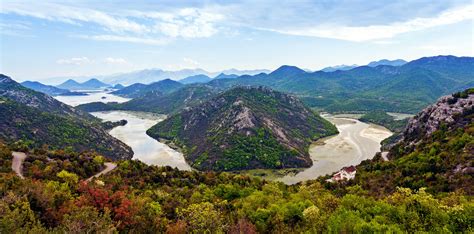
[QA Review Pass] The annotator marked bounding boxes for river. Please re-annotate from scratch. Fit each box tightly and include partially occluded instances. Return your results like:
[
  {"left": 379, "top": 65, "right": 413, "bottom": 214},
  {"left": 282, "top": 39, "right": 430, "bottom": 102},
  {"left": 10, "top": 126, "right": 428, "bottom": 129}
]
[
  {"left": 277, "top": 115, "right": 392, "bottom": 184},
  {"left": 55, "top": 90, "right": 130, "bottom": 106},
  {"left": 55, "top": 91, "right": 393, "bottom": 182},
  {"left": 91, "top": 111, "right": 192, "bottom": 170}
]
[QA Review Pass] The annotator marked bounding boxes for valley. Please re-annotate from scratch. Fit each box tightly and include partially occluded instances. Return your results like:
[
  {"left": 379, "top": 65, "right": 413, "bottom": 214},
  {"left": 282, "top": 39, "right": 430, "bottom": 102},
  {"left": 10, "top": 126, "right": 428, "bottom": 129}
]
[
  {"left": 2, "top": 2, "right": 473, "bottom": 231},
  {"left": 91, "top": 111, "right": 191, "bottom": 170},
  {"left": 54, "top": 90, "right": 392, "bottom": 183},
  {"left": 278, "top": 115, "right": 392, "bottom": 184}
]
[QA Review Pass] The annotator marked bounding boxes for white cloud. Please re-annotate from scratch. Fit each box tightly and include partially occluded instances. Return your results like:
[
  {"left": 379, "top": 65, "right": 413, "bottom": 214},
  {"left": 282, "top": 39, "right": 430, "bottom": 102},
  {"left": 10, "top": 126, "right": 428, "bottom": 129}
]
[
  {"left": 262, "top": 4, "right": 474, "bottom": 42},
  {"left": 130, "top": 8, "right": 224, "bottom": 38},
  {"left": 56, "top": 57, "right": 92, "bottom": 65},
  {"left": 1, "top": 2, "right": 224, "bottom": 43},
  {"left": 77, "top": 35, "right": 169, "bottom": 45},
  {"left": 0, "top": 22, "right": 34, "bottom": 37},
  {"left": 182, "top": 57, "right": 200, "bottom": 67},
  {"left": 104, "top": 57, "right": 127, "bottom": 64},
  {"left": 1, "top": 2, "right": 148, "bottom": 34}
]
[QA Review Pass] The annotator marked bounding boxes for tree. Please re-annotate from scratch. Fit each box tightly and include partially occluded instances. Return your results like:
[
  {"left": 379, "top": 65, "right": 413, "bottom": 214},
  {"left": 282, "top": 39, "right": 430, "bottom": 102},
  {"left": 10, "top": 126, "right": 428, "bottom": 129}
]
[
  {"left": 57, "top": 170, "right": 79, "bottom": 185},
  {"left": 177, "top": 202, "right": 223, "bottom": 233}
]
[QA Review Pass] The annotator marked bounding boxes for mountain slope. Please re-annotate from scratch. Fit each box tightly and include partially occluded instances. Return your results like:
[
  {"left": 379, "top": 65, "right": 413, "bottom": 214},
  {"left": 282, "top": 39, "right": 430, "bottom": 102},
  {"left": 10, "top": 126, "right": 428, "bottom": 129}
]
[
  {"left": 81, "top": 78, "right": 110, "bottom": 89},
  {"left": 354, "top": 88, "right": 474, "bottom": 195},
  {"left": 111, "top": 79, "right": 183, "bottom": 98},
  {"left": 118, "top": 85, "right": 218, "bottom": 114},
  {"left": 147, "top": 86, "right": 338, "bottom": 171},
  {"left": 57, "top": 79, "right": 82, "bottom": 90},
  {"left": 367, "top": 59, "right": 406, "bottom": 67},
  {"left": 207, "top": 56, "right": 474, "bottom": 113},
  {"left": 79, "top": 85, "right": 219, "bottom": 115},
  {"left": 1, "top": 75, "right": 93, "bottom": 120},
  {"left": 320, "top": 64, "right": 358, "bottom": 72},
  {"left": 21, "top": 81, "right": 70, "bottom": 96},
  {"left": 179, "top": 74, "right": 212, "bottom": 84},
  {"left": 214, "top": 73, "right": 239, "bottom": 79},
  {"left": 0, "top": 74, "right": 133, "bottom": 160},
  {"left": 57, "top": 78, "right": 111, "bottom": 90}
]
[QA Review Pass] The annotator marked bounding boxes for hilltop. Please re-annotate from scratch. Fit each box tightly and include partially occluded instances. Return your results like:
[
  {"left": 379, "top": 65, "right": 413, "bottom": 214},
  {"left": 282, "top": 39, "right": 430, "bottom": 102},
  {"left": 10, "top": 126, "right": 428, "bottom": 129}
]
[
  {"left": 111, "top": 79, "right": 183, "bottom": 98},
  {"left": 147, "top": 86, "right": 338, "bottom": 171},
  {"left": 78, "top": 85, "right": 219, "bottom": 115},
  {"left": 57, "top": 78, "right": 111, "bottom": 90}
]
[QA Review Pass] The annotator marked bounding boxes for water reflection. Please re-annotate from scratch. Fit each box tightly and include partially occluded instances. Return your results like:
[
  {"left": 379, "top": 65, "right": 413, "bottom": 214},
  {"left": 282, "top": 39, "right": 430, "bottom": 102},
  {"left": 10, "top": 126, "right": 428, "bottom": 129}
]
[
  {"left": 278, "top": 116, "right": 392, "bottom": 184},
  {"left": 91, "top": 111, "right": 192, "bottom": 171}
]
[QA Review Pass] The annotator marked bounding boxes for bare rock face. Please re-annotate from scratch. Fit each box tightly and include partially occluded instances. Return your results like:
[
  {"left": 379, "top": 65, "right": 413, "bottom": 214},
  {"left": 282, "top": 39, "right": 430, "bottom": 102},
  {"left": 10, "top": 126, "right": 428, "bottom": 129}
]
[{"left": 402, "top": 91, "right": 473, "bottom": 146}]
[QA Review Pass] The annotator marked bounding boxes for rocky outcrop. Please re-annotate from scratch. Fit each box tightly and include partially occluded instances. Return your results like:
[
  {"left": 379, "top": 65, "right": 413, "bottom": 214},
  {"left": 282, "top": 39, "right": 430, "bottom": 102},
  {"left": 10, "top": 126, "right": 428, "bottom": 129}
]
[{"left": 402, "top": 90, "right": 474, "bottom": 146}]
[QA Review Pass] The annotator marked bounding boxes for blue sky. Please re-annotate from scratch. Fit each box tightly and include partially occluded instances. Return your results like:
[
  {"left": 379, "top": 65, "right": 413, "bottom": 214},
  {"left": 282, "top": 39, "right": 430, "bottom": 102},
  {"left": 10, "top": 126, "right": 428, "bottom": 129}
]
[{"left": 0, "top": 0, "right": 473, "bottom": 81}]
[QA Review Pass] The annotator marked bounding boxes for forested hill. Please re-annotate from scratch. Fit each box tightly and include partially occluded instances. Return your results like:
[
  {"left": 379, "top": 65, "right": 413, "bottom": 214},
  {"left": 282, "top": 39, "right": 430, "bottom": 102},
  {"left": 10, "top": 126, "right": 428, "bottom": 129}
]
[
  {"left": 0, "top": 75, "right": 133, "bottom": 160},
  {"left": 147, "top": 86, "right": 338, "bottom": 171},
  {"left": 355, "top": 88, "right": 474, "bottom": 195},
  {"left": 77, "top": 85, "right": 219, "bottom": 115},
  {"left": 206, "top": 55, "right": 474, "bottom": 113},
  {"left": 111, "top": 79, "right": 183, "bottom": 98},
  {"left": 0, "top": 74, "right": 93, "bottom": 120}
]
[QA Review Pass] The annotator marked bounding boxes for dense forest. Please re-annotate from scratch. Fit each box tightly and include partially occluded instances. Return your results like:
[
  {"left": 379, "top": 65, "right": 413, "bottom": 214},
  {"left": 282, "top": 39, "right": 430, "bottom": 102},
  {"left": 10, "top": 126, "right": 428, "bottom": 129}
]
[
  {"left": 2, "top": 89, "right": 472, "bottom": 233},
  {"left": 1, "top": 140, "right": 472, "bottom": 233}
]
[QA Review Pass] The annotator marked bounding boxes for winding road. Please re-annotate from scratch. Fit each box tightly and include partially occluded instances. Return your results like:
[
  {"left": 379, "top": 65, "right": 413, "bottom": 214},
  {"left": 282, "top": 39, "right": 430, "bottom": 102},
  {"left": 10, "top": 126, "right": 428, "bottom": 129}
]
[
  {"left": 11, "top": 151, "right": 117, "bottom": 181},
  {"left": 11, "top": 151, "right": 27, "bottom": 179},
  {"left": 86, "top": 162, "right": 117, "bottom": 181}
]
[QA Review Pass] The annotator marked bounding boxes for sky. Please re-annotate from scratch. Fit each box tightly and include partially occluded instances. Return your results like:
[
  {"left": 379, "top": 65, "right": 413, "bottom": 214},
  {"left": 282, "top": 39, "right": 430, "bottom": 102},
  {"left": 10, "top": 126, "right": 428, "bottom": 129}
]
[{"left": 0, "top": 0, "right": 473, "bottom": 82}]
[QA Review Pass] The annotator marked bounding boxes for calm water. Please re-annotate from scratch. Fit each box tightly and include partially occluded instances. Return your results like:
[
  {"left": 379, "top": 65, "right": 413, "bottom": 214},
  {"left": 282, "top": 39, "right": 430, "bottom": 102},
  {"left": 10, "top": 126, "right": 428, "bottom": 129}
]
[
  {"left": 54, "top": 91, "right": 130, "bottom": 106},
  {"left": 278, "top": 115, "right": 392, "bottom": 184},
  {"left": 91, "top": 111, "right": 192, "bottom": 170}
]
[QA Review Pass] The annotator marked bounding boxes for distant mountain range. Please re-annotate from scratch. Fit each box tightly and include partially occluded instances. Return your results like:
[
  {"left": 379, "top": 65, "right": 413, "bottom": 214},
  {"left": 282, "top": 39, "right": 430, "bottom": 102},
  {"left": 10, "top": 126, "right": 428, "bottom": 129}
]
[
  {"left": 320, "top": 64, "right": 358, "bottom": 72},
  {"left": 367, "top": 59, "right": 407, "bottom": 67},
  {"left": 21, "top": 81, "right": 70, "bottom": 96},
  {"left": 178, "top": 74, "right": 212, "bottom": 84},
  {"left": 94, "top": 55, "right": 473, "bottom": 114},
  {"left": 320, "top": 59, "right": 407, "bottom": 72},
  {"left": 205, "top": 56, "right": 473, "bottom": 113},
  {"left": 57, "top": 78, "right": 111, "bottom": 90},
  {"left": 111, "top": 79, "right": 184, "bottom": 98},
  {"left": 21, "top": 81, "right": 87, "bottom": 96},
  {"left": 101, "top": 68, "right": 270, "bottom": 85}
]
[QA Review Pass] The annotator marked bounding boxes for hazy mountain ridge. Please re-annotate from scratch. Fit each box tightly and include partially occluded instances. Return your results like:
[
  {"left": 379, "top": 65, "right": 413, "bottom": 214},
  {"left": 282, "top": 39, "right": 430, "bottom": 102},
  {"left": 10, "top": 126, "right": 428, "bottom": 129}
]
[
  {"left": 101, "top": 68, "right": 270, "bottom": 85},
  {"left": 57, "top": 78, "right": 111, "bottom": 90},
  {"left": 178, "top": 74, "right": 212, "bottom": 84},
  {"left": 21, "top": 81, "right": 70, "bottom": 96},
  {"left": 111, "top": 79, "right": 184, "bottom": 98}
]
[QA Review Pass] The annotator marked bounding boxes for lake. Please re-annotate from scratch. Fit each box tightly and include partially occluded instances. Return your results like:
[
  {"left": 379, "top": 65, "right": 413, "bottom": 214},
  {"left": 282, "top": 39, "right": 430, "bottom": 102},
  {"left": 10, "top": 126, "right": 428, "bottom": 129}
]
[
  {"left": 54, "top": 91, "right": 130, "bottom": 106},
  {"left": 91, "top": 111, "right": 192, "bottom": 170},
  {"left": 277, "top": 115, "right": 392, "bottom": 184}
]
